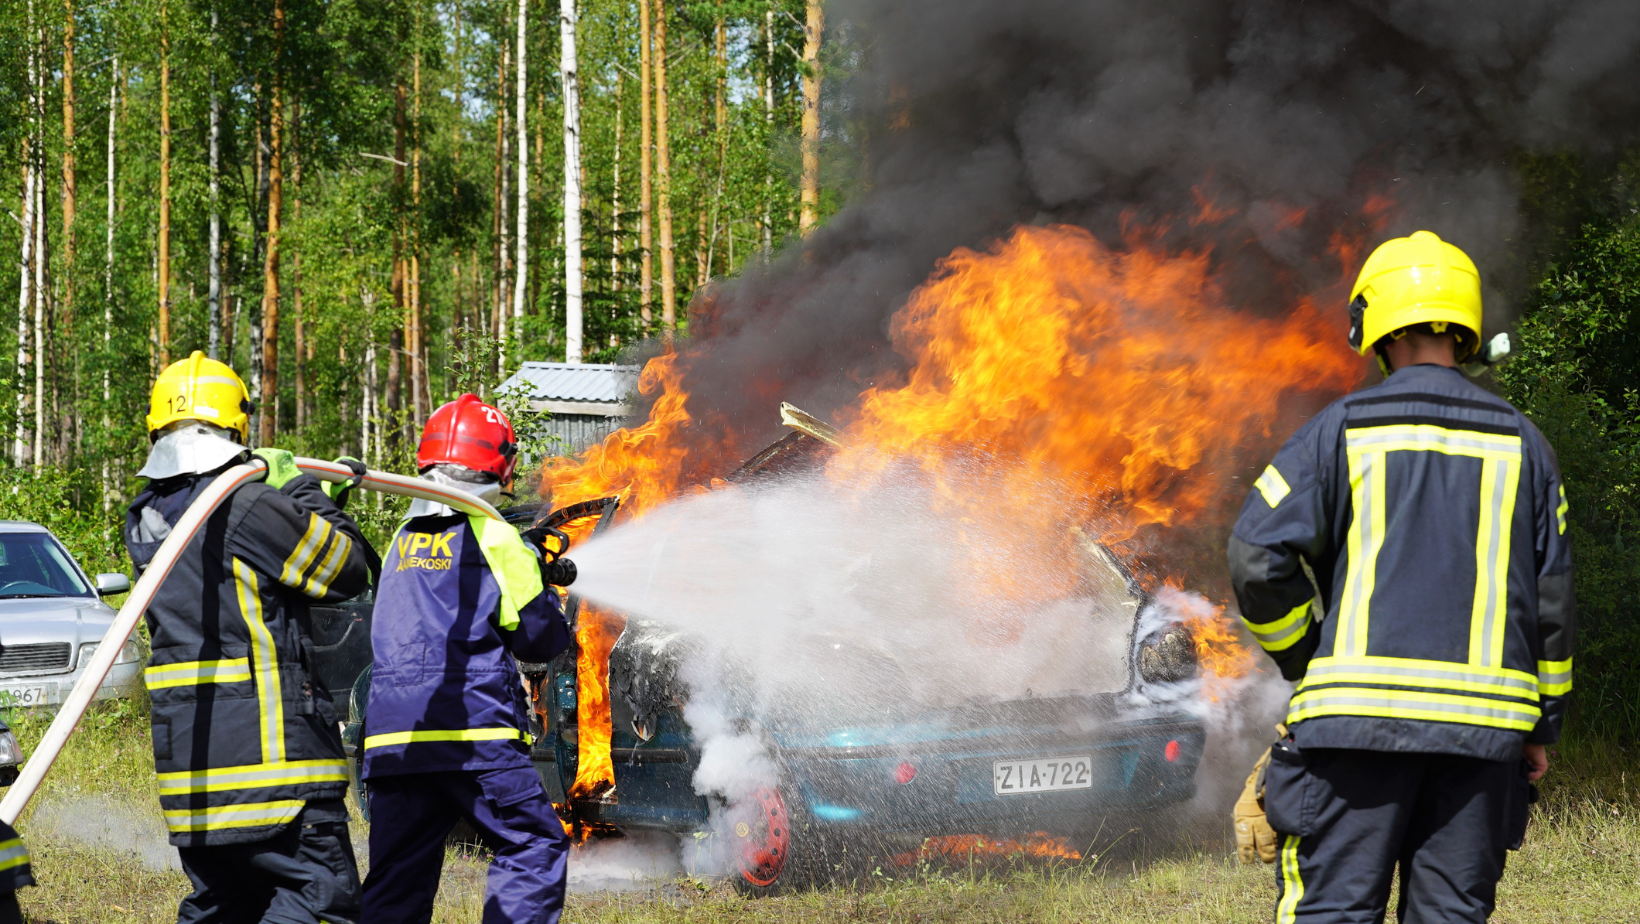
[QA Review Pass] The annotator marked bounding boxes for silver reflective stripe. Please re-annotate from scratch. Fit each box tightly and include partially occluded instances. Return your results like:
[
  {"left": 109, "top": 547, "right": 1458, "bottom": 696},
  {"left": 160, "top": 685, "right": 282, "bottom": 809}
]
[
  {"left": 156, "top": 759, "right": 350, "bottom": 795},
  {"left": 1291, "top": 690, "right": 1539, "bottom": 725},
  {"left": 1337, "top": 450, "right": 1382, "bottom": 658},
  {"left": 1250, "top": 617, "right": 1309, "bottom": 648},
  {"left": 1471, "top": 456, "right": 1518, "bottom": 668},
  {"left": 0, "top": 839, "right": 29, "bottom": 872},
  {"left": 1302, "top": 658, "right": 1538, "bottom": 699},
  {"left": 1346, "top": 427, "right": 1519, "bottom": 456}
]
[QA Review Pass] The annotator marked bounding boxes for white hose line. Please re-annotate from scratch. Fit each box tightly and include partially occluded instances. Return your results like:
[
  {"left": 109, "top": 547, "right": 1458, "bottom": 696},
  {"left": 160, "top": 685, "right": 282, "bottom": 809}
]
[{"left": 0, "top": 458, "right": 506, "bottom": 824}]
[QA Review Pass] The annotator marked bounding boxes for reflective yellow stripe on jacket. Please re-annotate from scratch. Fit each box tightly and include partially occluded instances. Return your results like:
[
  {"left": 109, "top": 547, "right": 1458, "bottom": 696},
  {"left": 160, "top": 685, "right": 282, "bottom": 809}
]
[
  {"left": 0, "top": 837, "right": 29, "bottom": 873},
  {"left": 233, "top": 559, "right": 285, "bottom": 763},
  {"left": 156, "top": 759, "right": 349, "bottom": 796},
  {"left": 163, "top": 800, "right": 305, "bottom": 834},
  {"left": 280, "top": 513, "right": 354, "bottom": 598},
  {"left": 1537, "top": 657, "right": 1573, "bottom": 697},
  {"left": 144, "top": 658, "right": 252, "bottom": 690},
  {"left": 1244, "top": 600, "right": 1312, "bottom": 653},
  {"left": 362, "top": 727, "right": 526, "bottom": 750}
]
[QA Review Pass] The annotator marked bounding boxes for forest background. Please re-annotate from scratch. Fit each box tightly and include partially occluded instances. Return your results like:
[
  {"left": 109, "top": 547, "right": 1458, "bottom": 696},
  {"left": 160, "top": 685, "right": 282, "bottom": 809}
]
[{"left": 3, "top": 0, "right": 1640, "bottom": 748}]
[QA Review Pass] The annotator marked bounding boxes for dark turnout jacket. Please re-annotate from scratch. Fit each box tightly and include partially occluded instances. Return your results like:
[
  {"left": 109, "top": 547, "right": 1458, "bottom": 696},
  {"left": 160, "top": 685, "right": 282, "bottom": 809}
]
[
  {"left": 126, "top": 468, "right": 373, "bottom": 847},
  {"left": 1228, "top": 365, "right": 1575, "bottom": 762}
]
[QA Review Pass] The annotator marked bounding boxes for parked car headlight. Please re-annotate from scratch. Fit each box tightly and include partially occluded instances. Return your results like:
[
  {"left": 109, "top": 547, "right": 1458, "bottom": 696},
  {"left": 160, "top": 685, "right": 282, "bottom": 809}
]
[
  {"left": 1138, "top": 624, "right": 1197, "bottom": 683},
  {"left": 78, "top": 639, "right": 142, "bottom": 670},
  {"left": 0, "top": 730, "right": 22, "bottom": 767}
]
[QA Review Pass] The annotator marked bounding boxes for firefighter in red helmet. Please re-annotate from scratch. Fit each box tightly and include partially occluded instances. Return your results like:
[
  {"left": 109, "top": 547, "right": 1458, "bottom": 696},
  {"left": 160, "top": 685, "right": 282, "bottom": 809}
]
[{"left": 361, "top": 395, "right": 576, "bottom": 924}]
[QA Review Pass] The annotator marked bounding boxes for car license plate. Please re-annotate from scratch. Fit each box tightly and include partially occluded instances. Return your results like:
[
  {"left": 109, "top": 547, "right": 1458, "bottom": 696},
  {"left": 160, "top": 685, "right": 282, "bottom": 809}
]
[
  {"left": 994, "top": 755, "right": 1095, "bottom": 795},
  {"left": 0, "top": 685, "right": 53, "bottom": 707}
]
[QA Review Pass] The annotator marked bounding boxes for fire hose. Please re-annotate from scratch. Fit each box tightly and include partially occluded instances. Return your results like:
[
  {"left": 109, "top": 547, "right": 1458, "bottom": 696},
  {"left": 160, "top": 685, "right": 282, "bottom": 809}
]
[{"left": 0, "top": 457, "right": 504, "bottom": 825}]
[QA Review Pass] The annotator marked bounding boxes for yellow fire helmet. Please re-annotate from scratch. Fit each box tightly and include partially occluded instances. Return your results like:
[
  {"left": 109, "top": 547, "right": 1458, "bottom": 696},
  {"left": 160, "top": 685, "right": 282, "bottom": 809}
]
[
  {"left": 146, "top": 351, "right": 252, "bottom": 442},
  {"left": 1348, "top": 230, "right": 1483, "bottom": 361}
]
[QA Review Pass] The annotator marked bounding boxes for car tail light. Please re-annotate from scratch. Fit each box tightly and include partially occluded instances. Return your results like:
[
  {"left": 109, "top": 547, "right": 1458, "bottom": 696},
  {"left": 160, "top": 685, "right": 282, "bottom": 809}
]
[
  {"left": 1164, "top": 740, "right": 1181, "bottom": 762},
  {"left": 895, "top": 762, "right": 917, "bottom": 784}
]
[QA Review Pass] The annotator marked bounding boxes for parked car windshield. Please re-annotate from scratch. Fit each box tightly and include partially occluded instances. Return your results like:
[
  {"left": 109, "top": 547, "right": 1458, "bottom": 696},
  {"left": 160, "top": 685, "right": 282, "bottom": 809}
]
[{"left": 0, "top": 532, "right": 93, "bottom": 598}]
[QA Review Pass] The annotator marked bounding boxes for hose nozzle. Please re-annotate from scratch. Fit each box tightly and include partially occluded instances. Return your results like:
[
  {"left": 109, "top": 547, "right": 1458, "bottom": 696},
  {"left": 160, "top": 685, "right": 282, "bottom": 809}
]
[{"left": 1462, "top": 332, "right": 1512, "bottom": 377}]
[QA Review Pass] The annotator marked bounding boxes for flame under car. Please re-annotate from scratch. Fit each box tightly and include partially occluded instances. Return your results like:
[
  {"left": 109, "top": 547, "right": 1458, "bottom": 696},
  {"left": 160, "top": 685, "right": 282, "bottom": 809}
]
[{"left": 333, "top": 422, "right": 1210, "bottom": 893}]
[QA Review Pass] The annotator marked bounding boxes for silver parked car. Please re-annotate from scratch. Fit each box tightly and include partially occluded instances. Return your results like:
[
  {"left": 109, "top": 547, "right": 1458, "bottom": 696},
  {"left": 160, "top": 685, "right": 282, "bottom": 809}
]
[{"left": 0, "top": 521, "right": 141, "bottom": 707}]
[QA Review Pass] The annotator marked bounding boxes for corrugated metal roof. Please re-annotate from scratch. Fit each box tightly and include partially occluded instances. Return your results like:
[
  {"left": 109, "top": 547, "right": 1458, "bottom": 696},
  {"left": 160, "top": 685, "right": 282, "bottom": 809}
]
[{"left": 498, "top": 362, "right": 640, "bottom": 404}]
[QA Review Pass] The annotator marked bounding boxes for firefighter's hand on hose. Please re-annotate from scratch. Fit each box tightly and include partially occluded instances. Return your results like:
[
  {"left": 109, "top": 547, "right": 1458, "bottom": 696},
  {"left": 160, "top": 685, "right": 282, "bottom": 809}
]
[
  {"left": 252, "top": 448, "right": 302, "bottom": 490},
  {"left": 521, "top": 525, "right": 577, "bottom": 587},
  {"left": 322, "top": 456, "right": 368, "bottom": 508},
  {"left": 1234, "top": 746, "right": 1279, "bottom": 864}
]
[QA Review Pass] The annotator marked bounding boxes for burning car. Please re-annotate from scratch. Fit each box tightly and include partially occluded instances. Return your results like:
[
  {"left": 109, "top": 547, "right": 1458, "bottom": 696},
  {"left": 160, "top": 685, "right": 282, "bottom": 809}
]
[{"left": 335, "top": 407, "right": 1212, "bottom": 893}]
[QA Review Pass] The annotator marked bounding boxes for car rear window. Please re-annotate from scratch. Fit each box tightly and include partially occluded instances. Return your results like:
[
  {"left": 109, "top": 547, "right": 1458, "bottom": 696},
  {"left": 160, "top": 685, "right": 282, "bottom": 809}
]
[{"left": 0, "top": 533, "right": 92, "bottom": 598}]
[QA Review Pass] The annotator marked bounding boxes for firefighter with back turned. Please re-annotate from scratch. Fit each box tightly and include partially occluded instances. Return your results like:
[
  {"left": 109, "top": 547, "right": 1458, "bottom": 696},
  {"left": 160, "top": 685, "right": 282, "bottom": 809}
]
[
  {"left": 360, "top": 394, "right": 576, "bottom": 924},
  {"left": 124, "top": 352, "right": 375, "bottom": 924},
  {"left": 1228, "top": 232, "right": 1574, "bottom": 923}
]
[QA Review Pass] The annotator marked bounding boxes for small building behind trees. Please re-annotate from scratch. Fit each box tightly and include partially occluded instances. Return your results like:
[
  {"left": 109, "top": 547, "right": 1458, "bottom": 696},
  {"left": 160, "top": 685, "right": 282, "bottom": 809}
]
[{"left": 497, "top": 362, "right": 640, "bottom": 457}]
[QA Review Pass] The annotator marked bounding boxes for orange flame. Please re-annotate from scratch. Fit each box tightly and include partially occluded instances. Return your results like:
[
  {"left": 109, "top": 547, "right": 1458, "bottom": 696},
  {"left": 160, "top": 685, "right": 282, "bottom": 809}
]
[
  {"left": 537, "top": 212, "right": 1380, "bottom": 810},
  {"left": 831, "top": 223, "right": 1361, "bottom": 540},
  {"left": 540, "top": 353, "right": 712, "bottom": 801},
  {"left": 893, "top": 832, "right": 1083, "bottom": 867}
]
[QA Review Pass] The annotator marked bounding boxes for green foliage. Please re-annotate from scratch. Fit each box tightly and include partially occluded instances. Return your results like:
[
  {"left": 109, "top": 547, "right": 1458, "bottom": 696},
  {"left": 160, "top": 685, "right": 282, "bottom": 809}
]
[
  {"left": 0, "top": 468, "right": 130, "bottom": 579},
  {"left": 1498, "top": 209, "right": 1640, "bottom": 743}
]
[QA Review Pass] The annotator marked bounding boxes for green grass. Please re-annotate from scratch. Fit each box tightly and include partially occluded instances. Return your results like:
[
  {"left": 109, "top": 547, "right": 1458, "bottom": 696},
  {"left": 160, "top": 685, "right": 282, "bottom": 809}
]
[{"left": 8, "top": 706, "right": 1640, "bottom": 923}]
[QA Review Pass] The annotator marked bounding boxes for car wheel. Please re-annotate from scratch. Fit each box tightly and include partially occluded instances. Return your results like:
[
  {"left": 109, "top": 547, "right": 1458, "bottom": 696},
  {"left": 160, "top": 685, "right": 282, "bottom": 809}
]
[{"left": 732, "top": 785, "right": 795, "bottom": 895}]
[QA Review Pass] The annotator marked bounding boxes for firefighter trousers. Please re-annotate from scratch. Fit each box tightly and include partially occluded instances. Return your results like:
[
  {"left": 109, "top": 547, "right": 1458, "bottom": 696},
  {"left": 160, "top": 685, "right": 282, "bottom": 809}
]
[
  {"left": 362, "top": 766, "right": 568, "bottom": 924},
  {"left": 176, "top": 799, "right": 361, "bottom": 924},
  {"left": 1267, "top": 747, "right": 1531, "bottom": 924}
]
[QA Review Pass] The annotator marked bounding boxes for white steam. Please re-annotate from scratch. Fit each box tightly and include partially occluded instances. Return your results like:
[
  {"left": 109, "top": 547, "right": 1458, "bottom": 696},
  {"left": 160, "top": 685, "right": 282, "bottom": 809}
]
[{"left": 569, "top": 465, "right": 1279, "bottom": 863}]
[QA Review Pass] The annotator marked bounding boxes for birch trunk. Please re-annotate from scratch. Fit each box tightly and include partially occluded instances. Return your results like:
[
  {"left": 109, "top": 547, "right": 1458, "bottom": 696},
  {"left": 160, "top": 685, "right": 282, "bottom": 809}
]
[
  {"left": 762, "top": 4, "right": 774, "bottom": 253},
  {"left": 611, "top": 69, "right": 622, "bottom": 306},
  {"left": 638, "top": 0, "right": 653, "bottom": 333},
  {"left": 102, "top": 54, "right": 117, "bottom": 507},
  {"left": 561, "top": 0, "right": 582, "bottom": 363},
  {"left": 15, "top": 73, "right": 36, "bottom": 467},
  {"left": 799, "top": 0, "right": 823, "bottom": 235},
  {"left": 654, "top": 0, "right": 675, "bottom": 336},
  {"left": 512, "top": 0, "right": 530, "bottom": 362},
  {"left": 386, "top": 81, "right": 405, "bottom": 445},
  {"left": 208, "top": 10, "right": 222, "bottom": 359},
  {"left": 61, "top": 0, "right": 76, "bottom": 378}
]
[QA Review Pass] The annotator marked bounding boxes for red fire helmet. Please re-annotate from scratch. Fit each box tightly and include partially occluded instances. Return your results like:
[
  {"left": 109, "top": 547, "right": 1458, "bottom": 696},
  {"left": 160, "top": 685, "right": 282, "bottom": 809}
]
[{"left": 416, "top": 393, "right": 519, "bottom": 482}]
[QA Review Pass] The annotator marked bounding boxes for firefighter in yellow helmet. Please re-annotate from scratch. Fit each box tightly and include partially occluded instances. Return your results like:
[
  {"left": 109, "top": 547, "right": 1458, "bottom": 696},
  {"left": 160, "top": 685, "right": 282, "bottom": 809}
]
[
  {"left": 1229, "top": 232, "right": 1573, "bottom": 922},
  {"left": 125, "top": 352, "right": 375, "bottom": 924}
]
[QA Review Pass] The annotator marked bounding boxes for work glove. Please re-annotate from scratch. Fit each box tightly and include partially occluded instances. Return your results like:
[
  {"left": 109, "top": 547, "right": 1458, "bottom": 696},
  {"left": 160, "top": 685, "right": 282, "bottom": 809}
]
[
  {"left": 521, "top": 525, "right": 571, "bottom": 561},
  {"left": 521, "top": 525, "right": 577, "bottom": 587},
  {"left": 322, "top": 456, "right": 368, "bottom": 509},
  {"left": 1233, "top": 727, "right": 1285, "bottom": 865},
  {"left": 252, "top": 448, "right": 302, "bottom": 490}
]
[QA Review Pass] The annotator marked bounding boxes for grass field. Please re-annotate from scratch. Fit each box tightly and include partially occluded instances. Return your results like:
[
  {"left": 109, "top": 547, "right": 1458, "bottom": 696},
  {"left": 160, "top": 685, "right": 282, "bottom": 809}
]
[{"left": 8, "top": 702, "right": 1639, "bottom": 923}]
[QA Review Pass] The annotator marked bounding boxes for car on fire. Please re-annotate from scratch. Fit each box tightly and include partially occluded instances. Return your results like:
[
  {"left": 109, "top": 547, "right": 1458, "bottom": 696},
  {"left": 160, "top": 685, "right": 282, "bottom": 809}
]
[
  {"left": 0, "top": 522, "right": 143, "bottom": 709},
  {"left": 329, "top": 413, "right": 1209, "bottom": 893}
]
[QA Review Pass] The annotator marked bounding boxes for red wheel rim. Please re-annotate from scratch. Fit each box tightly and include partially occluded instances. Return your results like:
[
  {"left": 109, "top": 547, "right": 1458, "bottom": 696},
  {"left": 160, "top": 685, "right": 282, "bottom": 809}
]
[{"left": 736, "top": 786, "right": 791, "bottom": 888}]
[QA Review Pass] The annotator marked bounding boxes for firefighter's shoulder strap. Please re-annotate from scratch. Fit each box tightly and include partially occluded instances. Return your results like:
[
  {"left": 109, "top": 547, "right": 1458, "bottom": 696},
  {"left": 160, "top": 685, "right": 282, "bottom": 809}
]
[{"left": 1234, "top": 724, "right": 1286, "bottom": 865}]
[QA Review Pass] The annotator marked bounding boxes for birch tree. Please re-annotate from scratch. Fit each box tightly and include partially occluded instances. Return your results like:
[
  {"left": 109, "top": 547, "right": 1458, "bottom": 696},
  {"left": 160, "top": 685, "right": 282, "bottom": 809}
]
[{"left": 562, "top": 0, "right": 583, "bottom": 363}]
